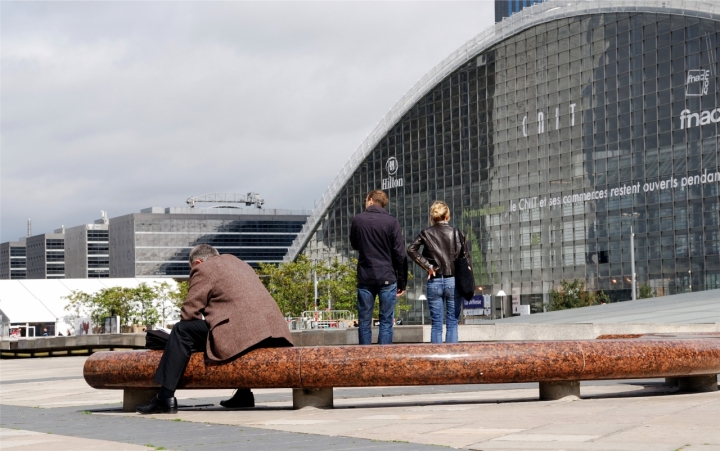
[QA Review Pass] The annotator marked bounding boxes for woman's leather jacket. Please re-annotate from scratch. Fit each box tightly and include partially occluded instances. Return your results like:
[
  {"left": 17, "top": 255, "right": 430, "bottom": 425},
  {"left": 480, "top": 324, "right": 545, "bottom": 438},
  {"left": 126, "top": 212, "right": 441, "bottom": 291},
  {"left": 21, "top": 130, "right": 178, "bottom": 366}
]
[{"left": 407, "top": 222, "right": 466, "bottom": 276}]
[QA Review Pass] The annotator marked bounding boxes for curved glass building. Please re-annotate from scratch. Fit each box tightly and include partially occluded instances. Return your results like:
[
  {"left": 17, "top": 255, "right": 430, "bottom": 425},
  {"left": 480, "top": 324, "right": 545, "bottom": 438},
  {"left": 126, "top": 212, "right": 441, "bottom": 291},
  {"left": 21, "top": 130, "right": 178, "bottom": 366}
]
[{"left": 286, "top": 0, "right": 720, "bottom": 322}]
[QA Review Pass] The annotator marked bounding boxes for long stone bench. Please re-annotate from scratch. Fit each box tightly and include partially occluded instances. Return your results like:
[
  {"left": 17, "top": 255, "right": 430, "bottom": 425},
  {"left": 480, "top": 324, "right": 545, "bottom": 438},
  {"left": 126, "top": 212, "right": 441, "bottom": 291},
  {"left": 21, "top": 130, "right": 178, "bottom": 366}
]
[{"left": 83, "top": 334, "right": 720, "bottom": 411}]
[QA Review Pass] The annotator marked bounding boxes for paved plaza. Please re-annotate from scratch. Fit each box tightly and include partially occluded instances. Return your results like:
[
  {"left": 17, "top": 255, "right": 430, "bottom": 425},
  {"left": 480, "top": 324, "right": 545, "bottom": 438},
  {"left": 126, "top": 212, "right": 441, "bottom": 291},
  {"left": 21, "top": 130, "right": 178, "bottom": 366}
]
[{"left": 1, "top": 356, "right": 719, "bottom": 450}]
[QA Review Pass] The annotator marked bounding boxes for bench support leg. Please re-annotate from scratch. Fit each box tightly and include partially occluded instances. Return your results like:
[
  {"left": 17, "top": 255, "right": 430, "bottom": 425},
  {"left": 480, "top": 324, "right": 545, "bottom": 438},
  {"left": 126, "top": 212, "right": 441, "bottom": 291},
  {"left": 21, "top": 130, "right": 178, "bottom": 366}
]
[
  {"left": 123, "top": 388, "right": 157, "bottom": 412},
  {"left": 539, "top": 381, "right": 580, "bottom": 400},
  {"left": 293, "top": 388, "right": 333, "bottom": 409},
  {"left": 677, "top": 374, "right": 718, "bottom": 393}
]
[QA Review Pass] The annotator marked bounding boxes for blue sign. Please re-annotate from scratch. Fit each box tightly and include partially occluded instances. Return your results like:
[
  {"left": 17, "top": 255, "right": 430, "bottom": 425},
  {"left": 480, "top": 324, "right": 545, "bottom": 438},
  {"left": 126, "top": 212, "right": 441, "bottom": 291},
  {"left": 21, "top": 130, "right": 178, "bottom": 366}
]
[{"left": 464, "top": 295, "right": 486, "bottom": 309}]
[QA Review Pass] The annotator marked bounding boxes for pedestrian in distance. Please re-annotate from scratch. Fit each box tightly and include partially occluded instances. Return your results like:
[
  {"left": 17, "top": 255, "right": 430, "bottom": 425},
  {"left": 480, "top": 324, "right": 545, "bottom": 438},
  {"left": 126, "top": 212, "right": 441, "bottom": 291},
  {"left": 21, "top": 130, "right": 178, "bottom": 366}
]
[
  {"left": 407, "top": 201, "right": 468, "bottom": 343},
  {"left": 350, "top": 190, "right": 408, "bottom": 345},
  {"left": 136, "top": 244, "right": 293, "bottom": 414}
]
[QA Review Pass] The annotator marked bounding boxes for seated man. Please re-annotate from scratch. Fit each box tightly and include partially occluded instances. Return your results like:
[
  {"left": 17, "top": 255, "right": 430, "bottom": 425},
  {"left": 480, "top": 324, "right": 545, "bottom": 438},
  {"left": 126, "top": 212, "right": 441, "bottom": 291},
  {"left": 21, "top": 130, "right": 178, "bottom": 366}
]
[{"left": 137, "top": 244, "right": 293, "bottom": 414}]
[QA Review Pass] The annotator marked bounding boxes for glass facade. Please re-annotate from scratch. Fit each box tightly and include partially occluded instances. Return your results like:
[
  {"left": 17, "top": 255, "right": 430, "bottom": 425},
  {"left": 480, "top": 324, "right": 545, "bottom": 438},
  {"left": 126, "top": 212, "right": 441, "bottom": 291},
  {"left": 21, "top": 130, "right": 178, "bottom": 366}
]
[
  {"left": 135, "top": 219, "right": 306, "bottom": 276},
  {"left": 303, "top": 10, "right": 720, "bottom": 322},
  {"left": 110, "top": 210, "right": 310, "bottom": 278}
]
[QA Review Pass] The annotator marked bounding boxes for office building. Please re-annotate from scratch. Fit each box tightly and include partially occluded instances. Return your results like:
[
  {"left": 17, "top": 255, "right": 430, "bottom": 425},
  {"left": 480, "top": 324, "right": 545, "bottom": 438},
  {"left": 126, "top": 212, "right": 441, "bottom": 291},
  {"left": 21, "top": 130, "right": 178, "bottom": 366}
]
[
  {"left": 0, "top": 241, "right": 27, "bottom": 280},
  {"left": 64, "top": 219, "right": 110, "bottom": 278},
  {"left": 287, "top": 0, "right": 720, "bottom": 322},
  {"left": 26, "top": 231, "right": 65, "bottom": 279},
  {"left": 110, "top": 207, "right": 309, "bottom": 278}
]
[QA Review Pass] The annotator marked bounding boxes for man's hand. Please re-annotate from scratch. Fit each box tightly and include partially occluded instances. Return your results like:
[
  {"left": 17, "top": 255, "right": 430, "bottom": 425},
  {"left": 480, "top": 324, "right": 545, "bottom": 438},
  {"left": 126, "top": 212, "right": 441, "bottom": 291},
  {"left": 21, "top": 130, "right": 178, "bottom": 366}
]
[
  {"left": 427, "top": 267, "right": 436, "bottom": 280},
  {"left": 396, "top": 289, "right": 406, "bottom": 297}
]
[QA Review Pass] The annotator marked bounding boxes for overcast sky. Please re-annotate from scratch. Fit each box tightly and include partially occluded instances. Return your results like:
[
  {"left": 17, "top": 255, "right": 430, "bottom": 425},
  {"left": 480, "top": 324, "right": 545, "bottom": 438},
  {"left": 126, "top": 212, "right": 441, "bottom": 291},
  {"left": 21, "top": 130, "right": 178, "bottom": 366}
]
[{"left": 1, "top": 1, "right": 494, "bottom": 242}]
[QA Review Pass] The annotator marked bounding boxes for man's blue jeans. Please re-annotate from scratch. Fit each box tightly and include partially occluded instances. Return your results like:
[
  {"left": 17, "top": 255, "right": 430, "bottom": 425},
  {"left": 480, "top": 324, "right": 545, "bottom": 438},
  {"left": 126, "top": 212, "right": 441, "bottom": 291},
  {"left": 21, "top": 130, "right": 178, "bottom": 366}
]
[
  {"left": 357, "top": 283, "right": 397, "bottom": 345},
  {"left": 426, "top": 276, "right": 460, "bottom": 343}
]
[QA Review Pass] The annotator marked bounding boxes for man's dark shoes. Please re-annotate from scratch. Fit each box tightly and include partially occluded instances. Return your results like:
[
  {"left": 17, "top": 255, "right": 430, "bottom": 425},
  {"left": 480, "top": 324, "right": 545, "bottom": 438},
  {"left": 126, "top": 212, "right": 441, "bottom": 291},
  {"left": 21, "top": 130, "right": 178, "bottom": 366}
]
[
  {"left": 220, "top": 389, "right": 254, "bottom": 408},
  {"left": 136, "top": 395, "right": 178, "bottom": 414}
]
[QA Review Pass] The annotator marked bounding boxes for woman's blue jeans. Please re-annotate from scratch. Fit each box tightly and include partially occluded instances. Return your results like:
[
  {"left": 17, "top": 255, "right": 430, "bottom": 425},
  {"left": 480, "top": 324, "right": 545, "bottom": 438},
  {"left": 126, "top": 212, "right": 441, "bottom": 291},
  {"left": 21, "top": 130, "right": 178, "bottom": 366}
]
[{"left": 426, "top": 276, "right": 460, "bottom": 343}]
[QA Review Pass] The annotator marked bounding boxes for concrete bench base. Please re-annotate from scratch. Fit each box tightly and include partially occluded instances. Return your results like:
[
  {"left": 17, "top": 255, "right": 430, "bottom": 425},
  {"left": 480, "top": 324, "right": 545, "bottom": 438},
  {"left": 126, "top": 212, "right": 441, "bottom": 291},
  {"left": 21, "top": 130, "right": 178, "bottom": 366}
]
[
  {"left": 120, "top": 387, "right": 335, "bottom": 411},
  {"left": 123, "top": 389, "right": 158, "bottom": 412},
  {"left": 539, "top": 380, "right": 580, "bottom": 400},
  {"left": 292, "top": 388, "right": 333, "bottom": 409},
  {"left": 666, "top": 374, "right": 719, "bottom": 392}
]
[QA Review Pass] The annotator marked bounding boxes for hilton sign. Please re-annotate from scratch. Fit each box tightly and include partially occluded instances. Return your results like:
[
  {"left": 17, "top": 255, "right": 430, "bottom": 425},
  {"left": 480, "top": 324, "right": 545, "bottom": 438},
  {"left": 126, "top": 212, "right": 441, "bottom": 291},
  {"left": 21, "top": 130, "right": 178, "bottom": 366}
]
[{"left": 382, "top": 157, "right": 404, "bottom": 189}]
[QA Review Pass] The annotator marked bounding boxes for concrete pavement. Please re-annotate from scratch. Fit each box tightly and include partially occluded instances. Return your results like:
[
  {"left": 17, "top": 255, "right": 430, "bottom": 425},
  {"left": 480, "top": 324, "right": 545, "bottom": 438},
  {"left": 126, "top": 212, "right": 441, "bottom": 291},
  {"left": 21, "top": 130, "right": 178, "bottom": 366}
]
[{"left": 1, "top": 356, "right": 719, "bottom": 450}]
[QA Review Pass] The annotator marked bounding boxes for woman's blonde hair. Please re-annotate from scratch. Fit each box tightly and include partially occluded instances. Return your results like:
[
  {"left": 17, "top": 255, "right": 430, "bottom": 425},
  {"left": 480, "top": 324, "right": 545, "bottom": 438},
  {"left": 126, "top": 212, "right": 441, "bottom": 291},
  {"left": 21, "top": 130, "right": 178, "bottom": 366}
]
[{"left": 429, "top": 201, "right": 450, "bottom": 225}]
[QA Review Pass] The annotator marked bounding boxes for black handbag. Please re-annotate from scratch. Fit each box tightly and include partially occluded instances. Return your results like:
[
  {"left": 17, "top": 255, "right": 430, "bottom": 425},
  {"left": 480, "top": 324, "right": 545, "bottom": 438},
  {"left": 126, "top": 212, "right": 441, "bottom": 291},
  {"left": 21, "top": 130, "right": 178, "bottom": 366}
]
[
  {"left": 454, "top": 228, "right": 475, "bottom": 301},
  {"left": 144, "top": 329, "right": 170, "bottom": 350}
]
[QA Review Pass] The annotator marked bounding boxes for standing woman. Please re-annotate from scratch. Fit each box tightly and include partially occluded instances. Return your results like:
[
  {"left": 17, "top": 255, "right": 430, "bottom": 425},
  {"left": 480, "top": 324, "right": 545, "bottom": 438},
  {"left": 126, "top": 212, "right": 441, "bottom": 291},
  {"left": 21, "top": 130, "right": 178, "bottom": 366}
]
[{"left": 407, "top": 201, "right": 467, "bottom": 343}]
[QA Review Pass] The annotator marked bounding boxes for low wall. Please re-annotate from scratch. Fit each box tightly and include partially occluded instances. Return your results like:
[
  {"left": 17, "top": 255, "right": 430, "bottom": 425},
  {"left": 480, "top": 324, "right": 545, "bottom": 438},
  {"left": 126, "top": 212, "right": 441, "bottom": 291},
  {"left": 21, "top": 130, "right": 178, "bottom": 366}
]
[{"left": 3, "top": 323, "right": 719, "bottom": 358}]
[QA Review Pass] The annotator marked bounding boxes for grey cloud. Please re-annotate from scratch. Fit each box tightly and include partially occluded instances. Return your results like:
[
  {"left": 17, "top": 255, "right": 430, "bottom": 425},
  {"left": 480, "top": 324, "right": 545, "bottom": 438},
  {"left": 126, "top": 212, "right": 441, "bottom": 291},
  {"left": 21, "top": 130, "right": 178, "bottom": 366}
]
[{"left": 1, "top": 1, "right": 494, "bottom": 241}]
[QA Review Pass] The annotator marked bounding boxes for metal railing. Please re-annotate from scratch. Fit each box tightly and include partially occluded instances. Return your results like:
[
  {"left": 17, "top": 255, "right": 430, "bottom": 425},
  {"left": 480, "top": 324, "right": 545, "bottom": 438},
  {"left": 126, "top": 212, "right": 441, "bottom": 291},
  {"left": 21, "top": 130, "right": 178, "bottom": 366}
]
[{"left": 286, "top": 310, "right": 356, "bottom": 330}]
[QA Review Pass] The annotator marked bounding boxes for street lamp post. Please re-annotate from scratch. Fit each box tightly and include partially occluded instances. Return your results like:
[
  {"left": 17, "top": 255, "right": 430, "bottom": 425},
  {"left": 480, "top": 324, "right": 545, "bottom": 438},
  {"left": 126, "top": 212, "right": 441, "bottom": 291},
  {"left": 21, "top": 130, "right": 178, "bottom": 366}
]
[
  {"left": 313, "top": 260, "right": 319, "bottom": 311},
  {"left": 622, "top": 212, "right": 640, "bottom": 301},
  {"left": 418, "top": 295, "right": 426, "bottom": 325},
  {"left": 497, "top": 290, "right": 506, "bottom": 319}
]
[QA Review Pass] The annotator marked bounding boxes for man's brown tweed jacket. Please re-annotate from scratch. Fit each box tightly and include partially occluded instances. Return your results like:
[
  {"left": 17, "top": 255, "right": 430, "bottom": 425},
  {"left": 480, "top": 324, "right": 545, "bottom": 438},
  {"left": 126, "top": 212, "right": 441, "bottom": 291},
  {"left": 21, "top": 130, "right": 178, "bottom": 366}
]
[{"left": 181, "top": 254, "right": 293, "bottom": 361}]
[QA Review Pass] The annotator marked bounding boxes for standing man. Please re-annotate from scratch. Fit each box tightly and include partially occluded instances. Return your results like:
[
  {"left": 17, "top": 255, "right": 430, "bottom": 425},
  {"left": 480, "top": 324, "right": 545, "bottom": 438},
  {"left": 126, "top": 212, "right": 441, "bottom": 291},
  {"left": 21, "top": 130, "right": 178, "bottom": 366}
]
[
  {"left": 350, "top": 190, "right": 408, "bottom": 345},
  {"left": 137, "top": 244, "right": 293, "bottom": 414}
]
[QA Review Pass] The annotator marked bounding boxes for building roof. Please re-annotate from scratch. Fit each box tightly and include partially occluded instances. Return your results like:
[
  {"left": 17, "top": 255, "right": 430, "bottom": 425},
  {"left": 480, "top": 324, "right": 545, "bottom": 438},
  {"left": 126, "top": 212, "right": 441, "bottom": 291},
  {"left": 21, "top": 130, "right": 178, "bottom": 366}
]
[
  {"left": 284, "top": 0, "right": 720, "bottom": 261},
  {"left": 493, "top": 289, "right": 720, "bottom": 325},
  {"left": 0, "top": 278, "right": 178, "bottom": 324}
]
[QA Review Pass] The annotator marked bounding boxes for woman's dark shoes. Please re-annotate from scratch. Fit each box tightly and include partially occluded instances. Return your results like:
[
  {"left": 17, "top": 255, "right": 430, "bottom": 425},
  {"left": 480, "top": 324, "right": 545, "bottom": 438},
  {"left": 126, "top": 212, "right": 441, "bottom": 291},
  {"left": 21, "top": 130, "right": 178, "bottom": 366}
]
[
  {"left": 136, "top": 395, "right": 178, "bottom": 414},
  {"left": 220, "top": 389, "right": 255, "bottom": 408}
]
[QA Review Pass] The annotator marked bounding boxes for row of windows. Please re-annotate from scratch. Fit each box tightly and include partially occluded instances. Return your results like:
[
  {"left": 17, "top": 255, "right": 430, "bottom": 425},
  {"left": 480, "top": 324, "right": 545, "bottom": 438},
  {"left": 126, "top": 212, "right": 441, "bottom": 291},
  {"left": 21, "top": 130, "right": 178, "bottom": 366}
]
[
  {"left": 134, "top": 219, "right": 305, "bottom": 234},
  {"left": 134, "top": 234, "right": 297, "bottom": 247}
]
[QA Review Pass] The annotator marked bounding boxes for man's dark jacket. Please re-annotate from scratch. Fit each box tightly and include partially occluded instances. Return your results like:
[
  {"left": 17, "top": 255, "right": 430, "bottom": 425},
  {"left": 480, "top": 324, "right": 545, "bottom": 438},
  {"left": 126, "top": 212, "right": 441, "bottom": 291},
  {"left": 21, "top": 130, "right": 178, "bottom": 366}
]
[{"left": 350, "top": 205, "right": 408, "bottom": 290}]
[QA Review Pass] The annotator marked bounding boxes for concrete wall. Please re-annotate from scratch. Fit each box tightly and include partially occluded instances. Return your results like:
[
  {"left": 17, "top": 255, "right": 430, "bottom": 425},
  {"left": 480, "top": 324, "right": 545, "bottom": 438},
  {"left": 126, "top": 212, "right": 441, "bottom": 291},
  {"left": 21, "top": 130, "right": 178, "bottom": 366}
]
[
  {"left": 25, "top": 235, "right": 47, "bottom": 279},
  {"left": 64, "top": 225, "right": 88, "bottom": 279},
  {"left": 5, "top": 323, "right": 718, "bottom": 357},
  {"left": 109, "top": 214, "right": 136, "bottom": 278}
]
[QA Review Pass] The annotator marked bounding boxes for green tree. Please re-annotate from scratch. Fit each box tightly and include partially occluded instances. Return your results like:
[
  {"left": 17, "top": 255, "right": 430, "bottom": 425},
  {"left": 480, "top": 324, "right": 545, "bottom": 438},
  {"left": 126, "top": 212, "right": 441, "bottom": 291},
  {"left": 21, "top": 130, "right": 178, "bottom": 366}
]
[
  {"left": 64, "top": 289, "right": 92, "bottom": 327},
  {"left": 257, "top": 255, "right": 314, "bottom": 316},
  {"left": 86, "top": 286, "right": 137, "bottom": 327},
  {"left": 596, "top": 290, "right": 610, "bottom": 304},
  {"left": 128, "top": 283, "right": 160, "bottom": 328},
  {"left": 315, "top": 258, "right": 358, "bottom": 312},
  {"left": 173, "top": 280, "right": 190, "bottom": 308},
  {"left": 548, "top": 279, "right": 601, "bottom": 311},
  {"left": 154, "top": 281, "right": 182, "bottom": 326},
  {"left": 638, "top": 283, "right": 656, "bottom": 299},
  {"left": 64, "top": 282, "right": 187, "bottom": 330},
  {"left": 257, "top": 255, "right": 412, "bottom": 320}
]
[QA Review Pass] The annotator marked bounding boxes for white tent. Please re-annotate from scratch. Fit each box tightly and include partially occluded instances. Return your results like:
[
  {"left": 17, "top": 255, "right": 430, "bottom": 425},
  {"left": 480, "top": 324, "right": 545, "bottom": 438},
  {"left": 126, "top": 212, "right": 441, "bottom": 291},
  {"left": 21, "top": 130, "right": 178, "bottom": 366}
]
[{"left": 0, "top": 278, "right": 179, "bottom": 335}]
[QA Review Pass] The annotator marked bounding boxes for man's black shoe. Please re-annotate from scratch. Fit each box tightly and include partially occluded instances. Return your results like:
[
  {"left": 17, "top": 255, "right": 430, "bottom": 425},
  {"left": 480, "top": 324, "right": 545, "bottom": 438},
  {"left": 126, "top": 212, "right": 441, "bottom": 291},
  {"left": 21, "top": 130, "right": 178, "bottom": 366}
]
[
  {"left": 136, "top": 395, "right": 178, "bottom": 414},
  {"left": 220, "top": 389, "right": 254, "bottom": 408}
]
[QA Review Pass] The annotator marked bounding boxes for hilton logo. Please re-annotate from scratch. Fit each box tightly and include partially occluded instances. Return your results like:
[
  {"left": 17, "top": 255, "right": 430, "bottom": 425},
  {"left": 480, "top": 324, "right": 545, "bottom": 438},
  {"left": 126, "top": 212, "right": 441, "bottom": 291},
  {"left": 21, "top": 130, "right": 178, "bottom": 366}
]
[
  {"left": 686, "top": 69, "right": 710, "bottom": 97},
  {"left": 382, "top": 157, "right": 404, "bottom": 189}
]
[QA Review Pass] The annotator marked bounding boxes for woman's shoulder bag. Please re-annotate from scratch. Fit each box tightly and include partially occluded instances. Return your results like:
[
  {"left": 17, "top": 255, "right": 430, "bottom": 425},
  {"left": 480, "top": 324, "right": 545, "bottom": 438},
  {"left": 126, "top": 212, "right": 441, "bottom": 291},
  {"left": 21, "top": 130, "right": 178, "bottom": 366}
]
[{"left": 453, "top": 228, "right": 475, "bottom": 301}]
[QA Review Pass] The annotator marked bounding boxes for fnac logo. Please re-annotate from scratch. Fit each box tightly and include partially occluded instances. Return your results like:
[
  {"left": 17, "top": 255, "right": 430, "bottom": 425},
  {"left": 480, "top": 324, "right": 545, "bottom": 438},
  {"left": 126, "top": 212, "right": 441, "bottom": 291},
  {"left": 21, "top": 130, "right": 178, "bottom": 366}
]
[
  {"left": 386, "top": 157, "right": 399, "bottom": 175},
  {"left": 686, "top": 69, "right": 711, "bottom": 97}
]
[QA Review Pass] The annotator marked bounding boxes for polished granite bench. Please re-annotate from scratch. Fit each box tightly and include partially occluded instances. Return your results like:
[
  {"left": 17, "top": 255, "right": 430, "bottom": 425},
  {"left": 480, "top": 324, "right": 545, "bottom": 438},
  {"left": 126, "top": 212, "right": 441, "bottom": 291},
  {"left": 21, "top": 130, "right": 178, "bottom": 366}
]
[{"left": 84, "top": 334, "right": 720, "bottom": 411}]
